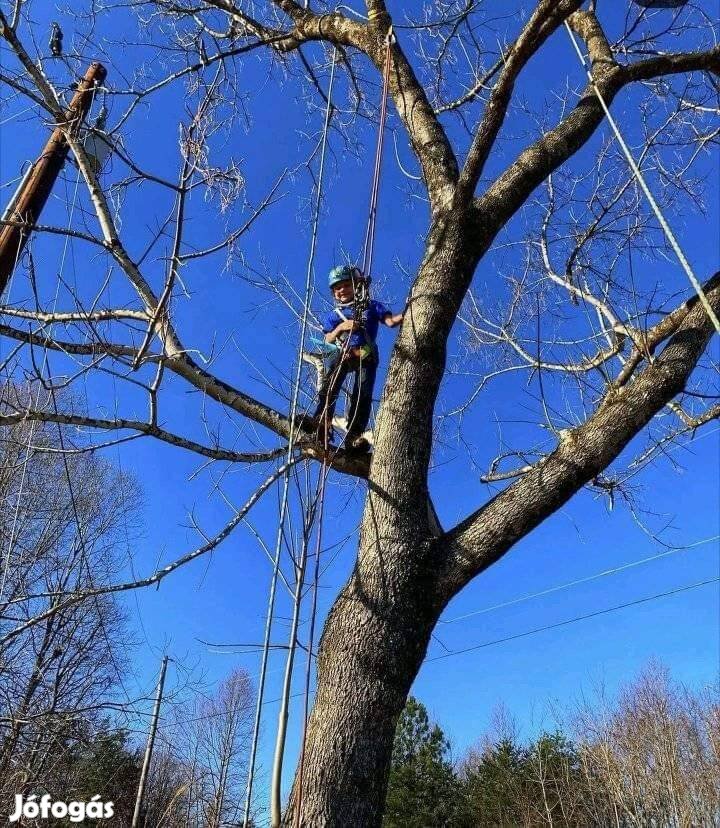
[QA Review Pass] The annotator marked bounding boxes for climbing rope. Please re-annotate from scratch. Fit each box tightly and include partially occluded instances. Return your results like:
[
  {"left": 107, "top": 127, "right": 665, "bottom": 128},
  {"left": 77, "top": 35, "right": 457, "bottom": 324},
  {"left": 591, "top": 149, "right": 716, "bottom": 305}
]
[
  {"left": 286, "top": 29, "right": 396, "bottom": 825},
  {"left": 361, "top": 27, "right": 394, "bottom": 281},
  {"left": 243, "top": 47, "right": 338, "bottom": 828},
  {"left": 260, "top": 28, "right": 395, "bottom": 826},
  {"left": 563, "top": 21, "right": 720, "bottom": 334},
  {"left": 293, "top": 452, "right": 329, "bottom": 827}
]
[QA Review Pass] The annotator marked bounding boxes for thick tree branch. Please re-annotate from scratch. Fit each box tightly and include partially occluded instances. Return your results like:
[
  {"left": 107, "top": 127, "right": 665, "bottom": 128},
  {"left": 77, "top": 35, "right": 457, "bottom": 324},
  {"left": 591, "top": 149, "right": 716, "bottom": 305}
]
[
  {"left": 625, "top": 47, "right": 720, "bottom": 83},
  {"left": 458, "top": 0, "right": 585, "bottom": 200},
  {"left": 475, "top": 26, "right": 718, "bottom": 244},
  {"left": 0, "top": 307, "right": 147, "bottom": 324},
  {"left": 615, "top": 272, "right": 720, "bottom": 386},
  {"left": 440, "top": 273, "right": 720, "bottom": 599},
  {"left": 0, "top": 321, "right": 372, "bottom": 477},
  {"left": 0, "top": 409, "right": 286, "bottom": 464}
]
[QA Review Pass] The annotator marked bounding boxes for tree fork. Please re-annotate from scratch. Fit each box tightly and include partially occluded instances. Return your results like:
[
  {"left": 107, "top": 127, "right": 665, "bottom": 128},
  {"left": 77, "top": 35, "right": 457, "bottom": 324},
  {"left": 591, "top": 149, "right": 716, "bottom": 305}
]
[{"left": 0, "top": 60, "right": 107, "bottom": 296}]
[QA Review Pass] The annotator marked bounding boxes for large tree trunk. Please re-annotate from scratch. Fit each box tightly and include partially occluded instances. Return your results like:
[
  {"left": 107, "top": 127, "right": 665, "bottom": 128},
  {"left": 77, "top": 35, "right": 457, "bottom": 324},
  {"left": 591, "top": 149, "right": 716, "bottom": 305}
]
[
  {"left": 283, "top": 537, "right": 445, "bottom": 827},
  {"left": 282, "top": 222, "right": 476, "bottom": 827}
]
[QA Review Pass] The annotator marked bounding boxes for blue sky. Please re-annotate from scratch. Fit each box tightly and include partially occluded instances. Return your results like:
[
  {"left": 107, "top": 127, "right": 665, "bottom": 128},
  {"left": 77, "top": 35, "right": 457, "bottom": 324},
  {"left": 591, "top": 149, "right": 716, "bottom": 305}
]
[{"left": 1, "top": 0, "right": 718, "bottom": 813}]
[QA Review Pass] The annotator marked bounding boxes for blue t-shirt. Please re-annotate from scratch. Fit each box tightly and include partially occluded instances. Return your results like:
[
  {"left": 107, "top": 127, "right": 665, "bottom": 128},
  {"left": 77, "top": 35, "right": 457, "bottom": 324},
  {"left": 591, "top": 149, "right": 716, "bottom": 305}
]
[{"left": 322, "top": 299, "right": 391, "bottom": 349}]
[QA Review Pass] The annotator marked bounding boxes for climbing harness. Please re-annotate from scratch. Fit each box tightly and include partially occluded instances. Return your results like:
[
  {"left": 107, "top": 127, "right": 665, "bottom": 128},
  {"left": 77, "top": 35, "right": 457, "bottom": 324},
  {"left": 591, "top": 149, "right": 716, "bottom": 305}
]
[
  {"left": 563, "top": 20, "right": 720, "bottom": 335},
  {"left": 351, "top": 270, "right": 371, "bottom": 323}
]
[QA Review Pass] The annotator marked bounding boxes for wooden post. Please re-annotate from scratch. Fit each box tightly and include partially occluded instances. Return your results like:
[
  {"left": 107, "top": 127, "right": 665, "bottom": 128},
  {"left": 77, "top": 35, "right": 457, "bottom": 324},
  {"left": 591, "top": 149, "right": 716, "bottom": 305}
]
[
  {"left": 0, "top": 61, "right": 107, "bottom": 296},
  {"left": 132, "top": 655, "right": 169, "bottom": 828}
]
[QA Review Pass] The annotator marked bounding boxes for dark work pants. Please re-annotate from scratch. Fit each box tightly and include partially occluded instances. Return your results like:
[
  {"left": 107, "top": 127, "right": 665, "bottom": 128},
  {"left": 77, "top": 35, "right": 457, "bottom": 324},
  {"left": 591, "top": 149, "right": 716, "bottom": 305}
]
[{"left": 313, "top": 353, "right": 377, "bottom": 438}]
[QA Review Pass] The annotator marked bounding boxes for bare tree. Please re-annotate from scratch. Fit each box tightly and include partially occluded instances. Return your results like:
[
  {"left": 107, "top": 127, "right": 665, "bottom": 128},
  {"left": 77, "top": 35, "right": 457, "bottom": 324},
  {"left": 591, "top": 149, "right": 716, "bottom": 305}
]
[
  {"left": 143, "top": 668, "right": 255, "bottom": 827},
  {"left": 0, "top": 388, "right": 138, "bottom": 814},
  {"left": 458, "top": 663, "right": 720, "bottom": 826},
  {"left": 190, "top": 669, "right": 254, "bottom": 827},
  {"left": 574, "top": 663, "right": 720, "bottom": 826},
  {"left": 1, "top": 1, "right": 719, "bottom": 825}
]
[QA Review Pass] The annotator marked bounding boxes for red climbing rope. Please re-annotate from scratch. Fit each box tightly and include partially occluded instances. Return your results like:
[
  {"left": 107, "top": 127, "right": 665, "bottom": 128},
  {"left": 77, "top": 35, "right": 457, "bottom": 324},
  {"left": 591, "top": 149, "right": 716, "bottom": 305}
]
[
  {"left": 292, "top": 30, "right": 395, "bottom": 826},
  {"left": 361, "top": 27, "right": 394, "bottom": 281}
]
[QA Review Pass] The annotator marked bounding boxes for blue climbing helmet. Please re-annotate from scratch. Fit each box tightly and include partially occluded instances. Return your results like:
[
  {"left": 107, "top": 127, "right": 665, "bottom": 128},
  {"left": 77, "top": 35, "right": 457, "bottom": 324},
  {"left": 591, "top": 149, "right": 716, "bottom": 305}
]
[{"left": 328, "top": 265, "right": 367, "bottom": 290}]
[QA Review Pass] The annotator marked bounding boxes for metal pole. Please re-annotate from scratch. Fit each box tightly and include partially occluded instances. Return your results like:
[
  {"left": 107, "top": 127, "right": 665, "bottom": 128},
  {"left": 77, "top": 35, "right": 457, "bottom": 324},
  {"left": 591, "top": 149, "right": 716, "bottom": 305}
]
[
  {"left": 0, "top": 60, "right": 107, "bottom": 296},
  {"left": 132, "top": 655, "right": 169, "bottom": 828}
]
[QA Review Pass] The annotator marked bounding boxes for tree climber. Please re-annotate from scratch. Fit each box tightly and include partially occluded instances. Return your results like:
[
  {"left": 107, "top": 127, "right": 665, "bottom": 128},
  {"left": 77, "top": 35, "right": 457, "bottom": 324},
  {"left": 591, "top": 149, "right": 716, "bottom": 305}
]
[{"left": 302, "top": 265, "right": 402, "bottom": 453}]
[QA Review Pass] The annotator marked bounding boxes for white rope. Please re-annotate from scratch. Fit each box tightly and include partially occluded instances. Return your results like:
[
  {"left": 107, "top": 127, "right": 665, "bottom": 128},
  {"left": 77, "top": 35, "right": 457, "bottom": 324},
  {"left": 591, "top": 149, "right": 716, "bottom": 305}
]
[
  {"left": 563, "top": 21, "right": 720, "bottom": 334},
  {"left": 242, "top": 48, "right": 338, "bottom": 828}
]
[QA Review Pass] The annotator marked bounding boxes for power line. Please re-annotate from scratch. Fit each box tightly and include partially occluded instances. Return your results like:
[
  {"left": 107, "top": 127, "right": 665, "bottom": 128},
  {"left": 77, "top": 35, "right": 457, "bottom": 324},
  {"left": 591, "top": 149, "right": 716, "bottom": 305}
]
[
  {"left": 429, "top": 577, "right": 719, "bottom": 662},
  {"left": 439, "top": 537, "right": 718, "bottom": 625}
]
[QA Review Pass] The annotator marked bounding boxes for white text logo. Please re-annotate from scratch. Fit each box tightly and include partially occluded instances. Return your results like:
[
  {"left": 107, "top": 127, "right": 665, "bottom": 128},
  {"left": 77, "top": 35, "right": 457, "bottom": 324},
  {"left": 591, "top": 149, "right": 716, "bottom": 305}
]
[{"left": 8, "top": 794, "right": 114, "bottom": 823}]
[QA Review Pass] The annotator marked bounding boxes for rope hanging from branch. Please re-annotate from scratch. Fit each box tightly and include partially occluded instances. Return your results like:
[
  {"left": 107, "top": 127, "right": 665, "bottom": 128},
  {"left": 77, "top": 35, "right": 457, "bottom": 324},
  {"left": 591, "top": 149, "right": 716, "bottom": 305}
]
[
  {"left": 563, "top": 20, "right": 720, "bottom": 335},
  {"left": 361, "top": 27, "right": 394, "bottom": 281},
  {"left": 248, "top": 27, "right": 395, "bottom": 826},
  {"left": 242, "top": 47, "right": 339, "bottom": 828}
]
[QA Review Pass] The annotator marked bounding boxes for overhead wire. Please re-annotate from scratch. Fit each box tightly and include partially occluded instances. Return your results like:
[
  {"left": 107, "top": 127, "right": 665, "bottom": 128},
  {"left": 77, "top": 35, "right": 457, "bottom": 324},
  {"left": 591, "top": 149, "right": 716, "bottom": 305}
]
[
  {"left": 439, "top": 537, "right": 718, "bottom": 626},
  {"left": 429, "top": 577, "right": 719, "bottom": 662}
]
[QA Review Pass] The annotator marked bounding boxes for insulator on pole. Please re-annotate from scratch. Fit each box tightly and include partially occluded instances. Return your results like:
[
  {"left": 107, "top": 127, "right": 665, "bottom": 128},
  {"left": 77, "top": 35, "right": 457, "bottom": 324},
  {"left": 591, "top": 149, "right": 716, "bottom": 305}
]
[{"left": 83, "top": 131, "right": 113, "bottom": 175}]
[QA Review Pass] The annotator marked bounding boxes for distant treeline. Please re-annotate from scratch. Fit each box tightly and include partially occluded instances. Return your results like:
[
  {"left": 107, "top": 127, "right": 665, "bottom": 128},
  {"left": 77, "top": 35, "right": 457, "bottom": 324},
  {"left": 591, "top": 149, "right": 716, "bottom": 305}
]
[{"left": 384, "top": 665, "right": 720, "bottom": 827}]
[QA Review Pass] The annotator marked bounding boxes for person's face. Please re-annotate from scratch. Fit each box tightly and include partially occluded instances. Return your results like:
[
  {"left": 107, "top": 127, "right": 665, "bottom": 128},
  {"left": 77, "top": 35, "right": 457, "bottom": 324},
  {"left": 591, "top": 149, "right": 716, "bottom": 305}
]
[{"left": 332, "top": 279, "right": 355, "bottom": 304}]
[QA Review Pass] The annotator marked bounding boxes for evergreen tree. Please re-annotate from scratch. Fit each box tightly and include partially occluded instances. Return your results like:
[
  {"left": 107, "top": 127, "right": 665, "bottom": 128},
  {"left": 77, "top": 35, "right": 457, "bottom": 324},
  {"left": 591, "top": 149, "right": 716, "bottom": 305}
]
[
  {"left": 461, "top": 738, "right": 527, "bottom": 826},
  {"left": 66, "top": 728, "right": 141, "bottom": 826},
  {"left": 383, "top": 697, "right": 465, "bottom": 828},
  {"left": 461, "top": 731, "right": 593, "bottom": 827}
]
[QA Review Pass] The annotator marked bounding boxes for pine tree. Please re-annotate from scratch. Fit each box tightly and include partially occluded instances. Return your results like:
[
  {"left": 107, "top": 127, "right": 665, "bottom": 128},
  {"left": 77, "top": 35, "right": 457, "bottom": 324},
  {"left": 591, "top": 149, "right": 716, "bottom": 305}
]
[{"left": 383, "top": 697, "right": 465, "bottom": 828}]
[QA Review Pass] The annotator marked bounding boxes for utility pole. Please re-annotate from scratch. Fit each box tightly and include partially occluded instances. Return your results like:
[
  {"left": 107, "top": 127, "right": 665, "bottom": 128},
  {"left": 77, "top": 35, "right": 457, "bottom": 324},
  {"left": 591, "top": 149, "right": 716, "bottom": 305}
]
[
  {"left": 0, "top": 60, "right": 107, "bottom": 297},
  {"left": 132, "top": 655, "right": 169, "bottom": 828}
]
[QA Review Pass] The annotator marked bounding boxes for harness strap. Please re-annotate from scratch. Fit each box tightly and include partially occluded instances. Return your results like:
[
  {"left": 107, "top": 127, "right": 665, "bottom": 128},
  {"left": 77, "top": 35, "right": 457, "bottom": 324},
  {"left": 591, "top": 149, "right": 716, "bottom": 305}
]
[{"left": 334, "top": 304, "right": 378, "bottom": 350}]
